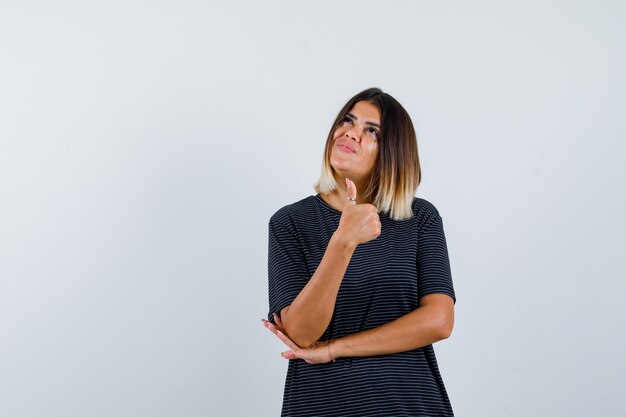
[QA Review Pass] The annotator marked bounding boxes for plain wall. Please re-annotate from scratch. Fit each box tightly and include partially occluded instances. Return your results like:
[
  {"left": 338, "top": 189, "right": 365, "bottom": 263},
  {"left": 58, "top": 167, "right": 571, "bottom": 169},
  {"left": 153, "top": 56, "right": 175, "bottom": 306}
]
[{"left": 1, "top": 1, "right": 625, "bottom": 416}]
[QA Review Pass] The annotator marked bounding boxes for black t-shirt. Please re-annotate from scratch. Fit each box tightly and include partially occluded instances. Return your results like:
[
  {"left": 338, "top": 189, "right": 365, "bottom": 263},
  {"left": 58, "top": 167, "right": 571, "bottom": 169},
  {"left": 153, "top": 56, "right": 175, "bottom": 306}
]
[{"left": 267, "top": 194, "right": 456, "bottom": 417}]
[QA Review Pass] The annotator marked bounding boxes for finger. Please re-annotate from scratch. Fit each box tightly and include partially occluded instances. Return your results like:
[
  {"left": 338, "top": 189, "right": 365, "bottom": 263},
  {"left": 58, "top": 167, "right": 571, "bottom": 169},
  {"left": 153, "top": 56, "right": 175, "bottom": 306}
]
[
  {"left": 281, "top": 350, "right": 297, "bottom": 360},
  {"left": 261, "top": 318, "right": 271, "bottom": 327},
  {"left": 272, "top": 315, "right": 287, "bottom": 333},
  {"left": 345, "top": 178, "right": 357, "bottom": 207},
  {"left": 273, "top": 313, "right": 284, "bottom": 328},
  {"left": 262, "top": 319, "right": 281, "bottom": 336},
  {"left": 276, "top": 330, "right": 299, "bottom": 351}
]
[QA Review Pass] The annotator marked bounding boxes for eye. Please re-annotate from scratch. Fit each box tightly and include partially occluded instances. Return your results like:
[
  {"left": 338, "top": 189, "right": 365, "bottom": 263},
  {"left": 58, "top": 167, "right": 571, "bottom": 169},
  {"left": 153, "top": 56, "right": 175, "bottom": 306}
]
[
  {"left": 368, "top": 127, "right": 380, "bottom": 138},
  {"left": 340, "top": 116, "right": 353, "bottom": 126}
]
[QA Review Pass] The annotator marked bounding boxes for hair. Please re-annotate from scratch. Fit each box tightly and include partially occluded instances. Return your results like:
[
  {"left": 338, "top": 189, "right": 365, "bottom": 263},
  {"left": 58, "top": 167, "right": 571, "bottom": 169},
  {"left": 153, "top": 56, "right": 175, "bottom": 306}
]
[{"left": 314, "top": 87, "right": 421, "bottom": 220}]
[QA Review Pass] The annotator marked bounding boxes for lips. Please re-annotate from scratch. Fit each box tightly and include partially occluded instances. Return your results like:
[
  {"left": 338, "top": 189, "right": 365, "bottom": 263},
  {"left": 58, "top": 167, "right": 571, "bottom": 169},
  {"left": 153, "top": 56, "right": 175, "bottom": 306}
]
[{"left": 336, "top": 141, "right": 356, "bottom": 153}]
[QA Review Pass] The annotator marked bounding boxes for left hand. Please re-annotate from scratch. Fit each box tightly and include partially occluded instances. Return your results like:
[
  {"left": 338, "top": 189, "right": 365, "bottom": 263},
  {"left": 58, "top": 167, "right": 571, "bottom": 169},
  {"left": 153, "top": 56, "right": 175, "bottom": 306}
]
[{"left": 262, "top": 314, "right": 334, "bottom": 365}]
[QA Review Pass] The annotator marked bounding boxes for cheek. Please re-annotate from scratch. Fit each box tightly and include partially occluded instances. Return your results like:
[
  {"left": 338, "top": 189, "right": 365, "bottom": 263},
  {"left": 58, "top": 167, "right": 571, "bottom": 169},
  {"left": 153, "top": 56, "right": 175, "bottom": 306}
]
[
  {"left": 365, "top": 143, "right": 378, "bottom": 159},
  {"left": 364, "top": 144, "right": 379, "bottom": 170}
]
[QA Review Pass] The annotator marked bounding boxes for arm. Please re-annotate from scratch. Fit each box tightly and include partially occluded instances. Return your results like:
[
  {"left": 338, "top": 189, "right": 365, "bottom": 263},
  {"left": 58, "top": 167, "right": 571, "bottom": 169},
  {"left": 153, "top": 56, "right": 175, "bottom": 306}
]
[
  {"left": 263, "top": 293, "right": 454, "bottom": 363},
  {"left": 329, "top": 208, "right": 456, "bottom": 358},
  {"left": 330, "top": 203, "right": 455, "bottom": 357},
  {"left": 276, "top": 179, "right": 381, "bottom": 348},
  {"left": 266, "top": 200, "right": 456, "bottom": 361},
  {"left": 279, "top": 232, "right": 356, "bottom": 348},
  {"left": 330, "top": 293, "right": 454, "bottom": 359}
]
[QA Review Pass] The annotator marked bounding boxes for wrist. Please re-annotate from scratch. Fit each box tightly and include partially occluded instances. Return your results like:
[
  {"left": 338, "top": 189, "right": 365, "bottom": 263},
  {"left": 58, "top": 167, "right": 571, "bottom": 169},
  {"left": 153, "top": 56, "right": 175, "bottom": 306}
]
[
  {"left": 328, "top": 338, "right": 344, "bottom": 361},
  {"left": 330, "top": 230, "right": 357, "bottom": 253},
  {"left": 327, "top": 339, "right": 336, "bottom": 363}
]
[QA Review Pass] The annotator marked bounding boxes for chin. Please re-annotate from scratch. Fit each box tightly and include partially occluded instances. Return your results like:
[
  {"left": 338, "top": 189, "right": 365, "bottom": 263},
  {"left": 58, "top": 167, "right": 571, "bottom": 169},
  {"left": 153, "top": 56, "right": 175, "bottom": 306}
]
[
  {"left": 330, "top": 161, "right": 351, "bottom": 176},
  {"left": 331, "top": 167, "right": 363, "bottom": 183}
]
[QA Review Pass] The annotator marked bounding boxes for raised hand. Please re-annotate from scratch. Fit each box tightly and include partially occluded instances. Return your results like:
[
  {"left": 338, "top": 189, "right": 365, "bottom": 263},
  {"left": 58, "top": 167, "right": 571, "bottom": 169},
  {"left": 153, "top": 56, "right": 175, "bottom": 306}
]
[{"left": 335, "top": 178, "right": 381, "bottom": 247}]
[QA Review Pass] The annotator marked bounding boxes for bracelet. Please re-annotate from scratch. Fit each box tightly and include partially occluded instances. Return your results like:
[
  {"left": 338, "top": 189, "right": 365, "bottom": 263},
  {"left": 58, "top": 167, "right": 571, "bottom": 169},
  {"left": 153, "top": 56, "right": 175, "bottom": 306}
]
[{"left": 327, "top": 339, "right": 336, "bottom": 363}]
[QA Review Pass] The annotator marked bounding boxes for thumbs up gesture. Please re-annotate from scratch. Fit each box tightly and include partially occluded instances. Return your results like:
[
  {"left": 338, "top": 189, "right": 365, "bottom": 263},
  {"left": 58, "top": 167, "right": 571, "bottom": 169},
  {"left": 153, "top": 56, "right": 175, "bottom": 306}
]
[{"left": 336, "top": 178, "right": 382, "bottom": 248}]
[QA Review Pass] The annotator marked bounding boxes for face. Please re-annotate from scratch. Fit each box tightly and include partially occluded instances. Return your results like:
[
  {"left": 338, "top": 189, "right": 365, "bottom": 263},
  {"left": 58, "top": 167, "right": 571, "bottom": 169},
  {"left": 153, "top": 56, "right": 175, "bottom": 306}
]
[{"left": 329, "top": 100, "right": 381, "bottom": 181}]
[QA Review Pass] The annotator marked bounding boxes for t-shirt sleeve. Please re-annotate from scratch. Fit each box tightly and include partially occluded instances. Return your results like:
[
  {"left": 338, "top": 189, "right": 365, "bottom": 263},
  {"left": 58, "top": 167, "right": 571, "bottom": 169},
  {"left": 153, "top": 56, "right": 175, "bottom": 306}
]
[
  {"left": 267, "top": 218, "right": 310, "bottom": 323},
  {"left": 416, "top": 212, "right": 456, "bottom": 304}
]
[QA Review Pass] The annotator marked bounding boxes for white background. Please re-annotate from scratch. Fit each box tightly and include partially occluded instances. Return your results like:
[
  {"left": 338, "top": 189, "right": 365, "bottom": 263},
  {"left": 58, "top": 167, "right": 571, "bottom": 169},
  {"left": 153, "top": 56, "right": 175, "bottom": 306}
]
[{"left": 1, "top": 1, "right": 625, "bottom": 416}]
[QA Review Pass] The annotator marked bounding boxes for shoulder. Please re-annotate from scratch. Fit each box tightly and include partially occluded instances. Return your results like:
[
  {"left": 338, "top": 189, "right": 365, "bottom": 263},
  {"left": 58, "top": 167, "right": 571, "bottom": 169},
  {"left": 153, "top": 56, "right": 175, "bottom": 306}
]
[
  {"left": 411, "top": 197, "right": 443, "bottom": 230},
  {"left": 269, "top": 195, "right": 318, "bottom": 231}
]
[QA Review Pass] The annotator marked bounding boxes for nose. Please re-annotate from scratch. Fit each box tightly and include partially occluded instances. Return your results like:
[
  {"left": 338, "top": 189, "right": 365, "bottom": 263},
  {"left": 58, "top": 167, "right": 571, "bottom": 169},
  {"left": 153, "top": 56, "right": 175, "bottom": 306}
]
[{"left": 345, "top": 127, "right": 360, "bottom": 142}]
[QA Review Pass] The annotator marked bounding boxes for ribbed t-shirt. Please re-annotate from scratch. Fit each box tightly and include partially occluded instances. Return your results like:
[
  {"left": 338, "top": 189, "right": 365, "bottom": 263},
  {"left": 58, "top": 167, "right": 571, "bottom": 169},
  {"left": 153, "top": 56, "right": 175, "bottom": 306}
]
[{"left": 267, "top": 194, "right": 456, "bottom": 417}]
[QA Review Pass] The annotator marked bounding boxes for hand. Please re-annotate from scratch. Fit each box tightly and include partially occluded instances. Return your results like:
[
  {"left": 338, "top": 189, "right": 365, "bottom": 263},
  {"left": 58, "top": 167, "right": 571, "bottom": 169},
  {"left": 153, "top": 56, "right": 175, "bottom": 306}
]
[
  {"left": 335, "top": 178, "right": 381, "bottom": 247},
  {"left": 262, "top": 314, "right": 334, "bottom": 364}
]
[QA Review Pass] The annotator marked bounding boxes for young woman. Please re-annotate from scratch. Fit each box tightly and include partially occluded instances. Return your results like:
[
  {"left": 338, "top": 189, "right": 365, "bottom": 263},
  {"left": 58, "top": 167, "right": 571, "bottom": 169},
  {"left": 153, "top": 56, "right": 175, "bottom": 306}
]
[{"left": 262, "top": 88, "right": 457, "bottom": 417}]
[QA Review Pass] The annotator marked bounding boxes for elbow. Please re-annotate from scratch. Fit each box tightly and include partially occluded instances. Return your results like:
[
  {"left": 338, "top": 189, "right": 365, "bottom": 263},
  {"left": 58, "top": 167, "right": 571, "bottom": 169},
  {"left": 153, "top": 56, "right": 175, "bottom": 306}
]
[
  {"left": 283, "top": 325, "right": 319, "bottom": 348},
  {"left": 420, "top": 294, "right": 455, "bottom": 342},
  {"left": 288, "top": 328, "right": 319, "bottom": 348},
  {"left": 434, "top": 312, "right": 454, "bottom": 341},
  {"left": 438, "top": 321, "right": 454, "bottom": 340},
  {"left": 280, "top": 308, "right": 325, "bottom": 348},
  {"left": 292, "top": 336, "right": 317, "bottom": 349}
]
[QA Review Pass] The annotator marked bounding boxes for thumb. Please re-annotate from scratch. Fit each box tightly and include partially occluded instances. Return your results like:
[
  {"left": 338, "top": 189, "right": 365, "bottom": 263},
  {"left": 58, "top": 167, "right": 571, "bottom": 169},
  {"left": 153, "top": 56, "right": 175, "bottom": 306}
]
[{"left": 344, "top": 178, "right": 357, "bottom": 207}]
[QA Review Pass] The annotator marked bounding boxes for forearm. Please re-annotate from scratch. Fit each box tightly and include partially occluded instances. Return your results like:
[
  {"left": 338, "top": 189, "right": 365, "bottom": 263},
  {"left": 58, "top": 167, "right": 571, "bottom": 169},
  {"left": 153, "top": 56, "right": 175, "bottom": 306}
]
[
  {"left": 331, "top": 298, "right": 454, "bottom": 359},
  {"left": 281, "top": 232, "right": 355, "bottom": 347}
]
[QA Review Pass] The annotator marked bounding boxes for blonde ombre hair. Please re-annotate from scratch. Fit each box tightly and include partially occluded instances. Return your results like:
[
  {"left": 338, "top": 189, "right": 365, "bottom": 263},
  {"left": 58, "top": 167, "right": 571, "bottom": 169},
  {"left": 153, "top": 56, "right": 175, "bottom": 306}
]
[{"left": 314, "top": 88, "right": 421, "bottom": 221}]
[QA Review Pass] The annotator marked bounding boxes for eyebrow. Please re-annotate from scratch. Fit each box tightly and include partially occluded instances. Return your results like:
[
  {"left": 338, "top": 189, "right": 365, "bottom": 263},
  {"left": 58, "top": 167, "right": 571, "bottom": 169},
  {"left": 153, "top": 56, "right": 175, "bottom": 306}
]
[{"left": 346, "top": 112, "right": 381, "bottom": 129}]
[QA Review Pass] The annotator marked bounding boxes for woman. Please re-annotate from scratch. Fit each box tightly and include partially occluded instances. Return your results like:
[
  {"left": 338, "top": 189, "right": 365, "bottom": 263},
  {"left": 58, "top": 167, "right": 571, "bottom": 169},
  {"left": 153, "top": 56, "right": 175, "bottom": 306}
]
[{"left": 262, "top": 88, "right": 456, "bottom": 417}]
